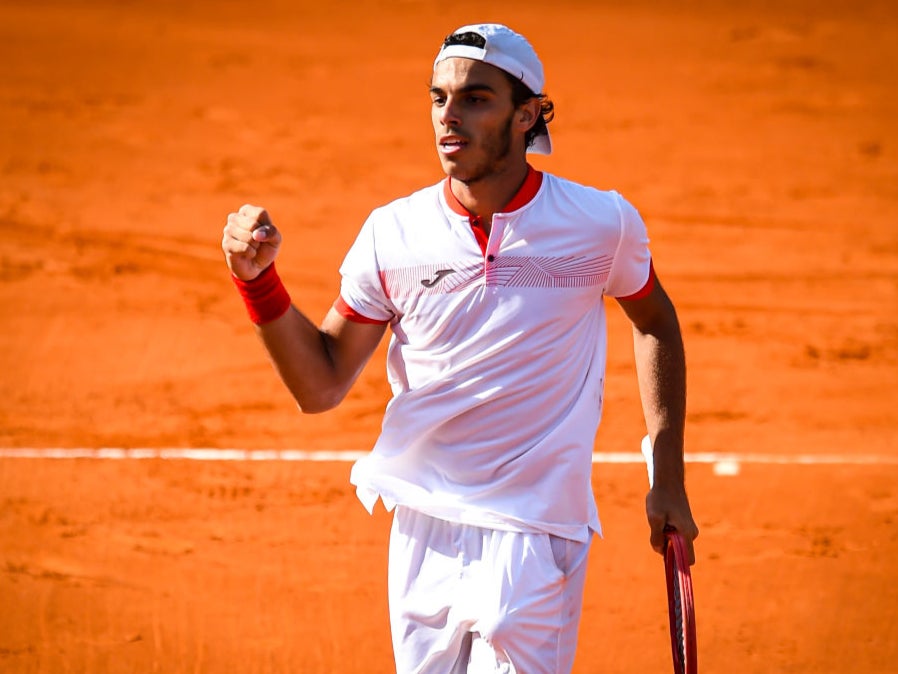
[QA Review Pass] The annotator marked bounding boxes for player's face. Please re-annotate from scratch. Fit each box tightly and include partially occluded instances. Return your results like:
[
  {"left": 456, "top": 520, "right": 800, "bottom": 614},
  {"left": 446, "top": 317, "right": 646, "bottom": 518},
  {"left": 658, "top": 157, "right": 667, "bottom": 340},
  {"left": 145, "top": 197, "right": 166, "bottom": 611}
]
[{"left": 430, "top": 58, "right": 525, "bottom": 184}]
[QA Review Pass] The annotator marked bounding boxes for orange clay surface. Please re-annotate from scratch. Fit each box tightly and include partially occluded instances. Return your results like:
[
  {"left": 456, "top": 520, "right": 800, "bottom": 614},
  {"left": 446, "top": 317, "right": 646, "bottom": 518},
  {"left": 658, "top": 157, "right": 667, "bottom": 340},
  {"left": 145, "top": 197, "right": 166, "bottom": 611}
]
[{"left": 1, "top": 1, "right": 897, "bottom": 672}]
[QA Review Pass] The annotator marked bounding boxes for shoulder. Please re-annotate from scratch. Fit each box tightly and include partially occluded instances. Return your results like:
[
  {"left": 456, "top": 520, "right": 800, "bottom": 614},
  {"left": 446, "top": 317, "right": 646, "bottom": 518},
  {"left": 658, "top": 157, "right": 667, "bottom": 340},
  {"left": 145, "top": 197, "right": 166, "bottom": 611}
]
[
  {"left": 347, "top": 180, "right": 446, "bottom": 258},
  {"left": 538, "top": 172, "right": 632, "bottom": 222}
]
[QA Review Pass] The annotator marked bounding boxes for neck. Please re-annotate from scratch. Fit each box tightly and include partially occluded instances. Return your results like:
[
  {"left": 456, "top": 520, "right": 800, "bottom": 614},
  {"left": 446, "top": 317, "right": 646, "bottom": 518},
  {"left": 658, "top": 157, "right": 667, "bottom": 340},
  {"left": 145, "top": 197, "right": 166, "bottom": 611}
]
[{"left": 449, "top": 161, "right": 531, "bottom": 226}]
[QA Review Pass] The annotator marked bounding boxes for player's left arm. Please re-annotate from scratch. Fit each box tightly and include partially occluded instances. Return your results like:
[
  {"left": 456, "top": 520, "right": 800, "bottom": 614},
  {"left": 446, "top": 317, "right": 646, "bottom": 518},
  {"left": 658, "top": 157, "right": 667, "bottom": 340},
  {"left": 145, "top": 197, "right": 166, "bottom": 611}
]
[{"left": 617, "top": 276, "right": 699, "bottom": 564}]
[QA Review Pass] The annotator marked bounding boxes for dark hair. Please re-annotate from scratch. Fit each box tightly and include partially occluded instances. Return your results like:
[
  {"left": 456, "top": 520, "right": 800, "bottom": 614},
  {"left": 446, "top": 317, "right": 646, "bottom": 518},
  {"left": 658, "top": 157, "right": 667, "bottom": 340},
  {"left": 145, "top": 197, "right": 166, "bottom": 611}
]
[{"left": 503, "top": 72, "right": 555, "bottom": 150}]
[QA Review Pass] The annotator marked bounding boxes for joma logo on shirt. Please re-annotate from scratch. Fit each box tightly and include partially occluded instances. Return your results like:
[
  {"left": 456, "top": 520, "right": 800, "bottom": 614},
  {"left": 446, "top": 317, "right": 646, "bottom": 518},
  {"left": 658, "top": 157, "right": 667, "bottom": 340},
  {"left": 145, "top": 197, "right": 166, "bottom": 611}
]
[{"left": 421, "top": 269, "right": 455, "bottom": 287}]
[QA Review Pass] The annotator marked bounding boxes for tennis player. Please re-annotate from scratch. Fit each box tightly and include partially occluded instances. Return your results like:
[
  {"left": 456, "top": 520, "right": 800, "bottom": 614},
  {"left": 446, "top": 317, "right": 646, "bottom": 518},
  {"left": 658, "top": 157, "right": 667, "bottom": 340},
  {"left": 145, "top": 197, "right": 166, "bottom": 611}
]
[{"left": 222, "top": 23, "right": 698, "bottom": 674}]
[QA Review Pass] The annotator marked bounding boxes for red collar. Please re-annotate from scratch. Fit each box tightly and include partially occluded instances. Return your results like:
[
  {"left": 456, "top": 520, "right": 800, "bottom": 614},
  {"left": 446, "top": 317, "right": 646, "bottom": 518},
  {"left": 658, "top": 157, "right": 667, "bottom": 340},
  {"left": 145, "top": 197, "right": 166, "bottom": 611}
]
[{"left": 443, "top": 166, "right": 543, "bottom": 217}]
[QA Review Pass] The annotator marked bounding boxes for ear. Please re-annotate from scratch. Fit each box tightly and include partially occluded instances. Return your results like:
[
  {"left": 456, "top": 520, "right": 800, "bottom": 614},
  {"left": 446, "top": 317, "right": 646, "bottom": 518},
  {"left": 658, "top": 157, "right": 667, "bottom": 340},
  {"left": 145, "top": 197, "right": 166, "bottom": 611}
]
[{"left": 515, "top": 98, "right": 541, "bottom": 133}]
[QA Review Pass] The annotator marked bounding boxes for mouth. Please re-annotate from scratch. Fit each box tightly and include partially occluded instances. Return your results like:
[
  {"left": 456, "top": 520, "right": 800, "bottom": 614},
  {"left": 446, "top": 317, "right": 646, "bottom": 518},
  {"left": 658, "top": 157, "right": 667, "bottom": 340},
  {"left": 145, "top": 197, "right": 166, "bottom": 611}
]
[{"left": 438, "top": 135, "right": 468, "bottom": 155}]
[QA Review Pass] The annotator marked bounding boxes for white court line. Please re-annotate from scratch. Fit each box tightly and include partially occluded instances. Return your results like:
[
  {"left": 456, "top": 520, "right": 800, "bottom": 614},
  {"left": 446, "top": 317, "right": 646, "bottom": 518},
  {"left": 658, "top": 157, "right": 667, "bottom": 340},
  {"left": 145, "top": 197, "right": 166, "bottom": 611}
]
[{"left": 0, "top": 448, "right": 896, "bottom": 465}]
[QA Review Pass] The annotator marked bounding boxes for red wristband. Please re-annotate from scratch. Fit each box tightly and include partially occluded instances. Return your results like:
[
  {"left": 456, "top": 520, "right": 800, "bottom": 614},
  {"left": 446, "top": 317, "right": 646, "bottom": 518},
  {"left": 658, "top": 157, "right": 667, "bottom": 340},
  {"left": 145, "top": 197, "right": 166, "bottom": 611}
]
[{"left": 232, "top": 263, "right": 292, "bottom": 325}]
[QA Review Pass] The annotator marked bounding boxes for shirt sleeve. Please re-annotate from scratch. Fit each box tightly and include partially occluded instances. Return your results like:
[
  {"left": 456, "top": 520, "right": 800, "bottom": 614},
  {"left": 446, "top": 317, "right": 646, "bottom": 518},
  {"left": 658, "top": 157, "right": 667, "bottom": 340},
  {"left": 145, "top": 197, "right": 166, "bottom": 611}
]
[
  {"left": 338, "top": 212, "right": 397, "bottom": 323},
  {"left": 604, "top": 191, "right": 653, "bottom": 299}
]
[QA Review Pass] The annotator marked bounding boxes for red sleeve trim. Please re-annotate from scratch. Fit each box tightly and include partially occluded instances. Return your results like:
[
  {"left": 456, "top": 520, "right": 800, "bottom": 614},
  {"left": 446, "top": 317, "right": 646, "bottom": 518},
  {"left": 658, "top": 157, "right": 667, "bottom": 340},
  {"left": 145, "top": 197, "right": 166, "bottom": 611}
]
[
  {"left": 618, "top": 260, "right": 656, "bottom": 301},
  {"left": 333, "top": 296, "right": 390, "bottom": 325}
]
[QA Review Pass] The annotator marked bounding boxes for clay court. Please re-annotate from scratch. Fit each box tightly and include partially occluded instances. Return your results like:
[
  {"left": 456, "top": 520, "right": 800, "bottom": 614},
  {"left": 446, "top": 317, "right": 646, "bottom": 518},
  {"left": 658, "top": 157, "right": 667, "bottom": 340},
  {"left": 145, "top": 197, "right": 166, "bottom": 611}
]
[{"left": 1, "top": 0, "right": 896, "bottom": 671}]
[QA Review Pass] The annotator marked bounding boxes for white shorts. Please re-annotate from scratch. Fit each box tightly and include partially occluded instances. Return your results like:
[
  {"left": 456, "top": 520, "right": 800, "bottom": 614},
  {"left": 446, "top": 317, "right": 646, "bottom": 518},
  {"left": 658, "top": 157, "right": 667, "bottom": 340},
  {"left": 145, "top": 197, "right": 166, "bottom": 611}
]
[{"left": 388, "top": 506, "right": 593, "bottom": 674}]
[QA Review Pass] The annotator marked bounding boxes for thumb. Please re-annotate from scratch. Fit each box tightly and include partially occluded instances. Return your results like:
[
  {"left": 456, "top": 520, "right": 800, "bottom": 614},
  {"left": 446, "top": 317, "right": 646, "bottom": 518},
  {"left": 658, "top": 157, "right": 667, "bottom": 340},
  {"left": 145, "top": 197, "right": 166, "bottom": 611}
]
[
  {"left": 250, "top": 225, "right": 282, "bottom": 273},
  {"left": 646, "top": 492, "right": 668, "bottom": 555},
  {"left": 251, "top": 224, "right": 281, "bottom": 245},
  {"left": 649, "top": 521, "right": 667, "bottom": 556}
]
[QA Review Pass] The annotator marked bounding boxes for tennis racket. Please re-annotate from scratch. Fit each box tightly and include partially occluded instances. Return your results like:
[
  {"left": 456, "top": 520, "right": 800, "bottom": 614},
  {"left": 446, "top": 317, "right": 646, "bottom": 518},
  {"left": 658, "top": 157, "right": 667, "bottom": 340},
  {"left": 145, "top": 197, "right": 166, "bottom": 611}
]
[{"left": 664, "top": 528, "right": 697, "bottom": 674}]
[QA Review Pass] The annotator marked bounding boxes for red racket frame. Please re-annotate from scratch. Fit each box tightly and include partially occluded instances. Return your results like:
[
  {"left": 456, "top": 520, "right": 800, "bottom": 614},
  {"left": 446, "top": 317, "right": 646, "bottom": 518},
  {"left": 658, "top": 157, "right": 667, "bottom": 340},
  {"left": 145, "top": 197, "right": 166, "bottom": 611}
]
[{"left": 664, "top": 529, "right": 697, "bottom": 674}]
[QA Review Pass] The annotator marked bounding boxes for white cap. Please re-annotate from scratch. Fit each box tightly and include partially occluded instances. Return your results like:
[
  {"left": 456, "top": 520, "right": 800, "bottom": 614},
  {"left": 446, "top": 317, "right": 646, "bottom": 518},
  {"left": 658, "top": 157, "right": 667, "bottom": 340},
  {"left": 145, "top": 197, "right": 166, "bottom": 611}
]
[{"left": 434, "top": 24, "right": 552, "bottom": 155}]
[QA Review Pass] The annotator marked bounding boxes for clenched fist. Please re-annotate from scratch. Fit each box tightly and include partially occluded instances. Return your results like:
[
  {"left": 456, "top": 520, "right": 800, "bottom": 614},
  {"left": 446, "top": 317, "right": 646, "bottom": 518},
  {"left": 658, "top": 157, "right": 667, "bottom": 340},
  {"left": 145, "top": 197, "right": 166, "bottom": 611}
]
[{"left": 222, "top": 204, "right": 283, "bottom": 281}]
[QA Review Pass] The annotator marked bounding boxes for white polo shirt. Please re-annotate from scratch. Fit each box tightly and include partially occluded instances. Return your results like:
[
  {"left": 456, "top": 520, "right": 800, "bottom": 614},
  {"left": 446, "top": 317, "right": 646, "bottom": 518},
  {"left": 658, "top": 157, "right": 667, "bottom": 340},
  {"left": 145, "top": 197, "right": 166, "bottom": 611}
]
[{"left": 337, "top": 168, "right": 653, "bottom": 542}]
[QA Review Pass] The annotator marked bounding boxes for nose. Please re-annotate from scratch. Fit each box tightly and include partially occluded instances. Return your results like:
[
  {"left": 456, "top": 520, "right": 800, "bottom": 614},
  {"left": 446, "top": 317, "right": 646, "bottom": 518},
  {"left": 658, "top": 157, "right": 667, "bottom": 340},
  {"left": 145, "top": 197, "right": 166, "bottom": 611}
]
[{"left": 438, "top": 97, "right": 461, "bottom": 127}]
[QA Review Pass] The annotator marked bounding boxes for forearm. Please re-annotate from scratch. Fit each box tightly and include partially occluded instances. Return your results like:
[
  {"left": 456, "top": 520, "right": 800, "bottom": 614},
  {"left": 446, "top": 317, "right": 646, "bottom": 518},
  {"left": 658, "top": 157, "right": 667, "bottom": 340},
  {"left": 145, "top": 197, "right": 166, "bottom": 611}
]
[
  {"left": 253, "top": 301, "right": 386, "bottom": 414},
  {"left": 223, "top": 206, "right": 383, "bottom": 414},
  {"left": 255, "top": 307, "right": 348, "bottom": 413},
  {"left": 620, "top": 282, "right": 698, "bottom": 557},
  {"left": 632, "top": 312, "right": 686, "bottom": 489}
]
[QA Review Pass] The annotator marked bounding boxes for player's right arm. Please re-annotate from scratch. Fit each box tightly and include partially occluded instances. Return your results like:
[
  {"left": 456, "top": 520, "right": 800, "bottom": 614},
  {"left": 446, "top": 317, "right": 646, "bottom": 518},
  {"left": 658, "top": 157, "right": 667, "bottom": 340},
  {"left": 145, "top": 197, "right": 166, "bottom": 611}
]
[{"left": 222, "top": 204, "right": 387, "bottom": 413}]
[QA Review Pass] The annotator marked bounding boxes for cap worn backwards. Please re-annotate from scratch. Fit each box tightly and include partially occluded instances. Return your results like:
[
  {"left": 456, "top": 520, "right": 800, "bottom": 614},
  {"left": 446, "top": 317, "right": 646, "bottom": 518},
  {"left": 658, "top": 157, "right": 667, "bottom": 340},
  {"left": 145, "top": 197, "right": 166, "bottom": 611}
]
[{"left": 434, "top": 23, "right": 552, "bottom": 155}]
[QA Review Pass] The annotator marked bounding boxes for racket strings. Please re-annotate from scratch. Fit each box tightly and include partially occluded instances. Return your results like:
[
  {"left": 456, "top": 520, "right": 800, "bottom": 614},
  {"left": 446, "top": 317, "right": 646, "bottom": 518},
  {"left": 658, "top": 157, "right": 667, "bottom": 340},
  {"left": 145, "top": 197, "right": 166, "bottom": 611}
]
[{"left": 672, "top": 567, "right": 687, "bottom": 665}]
